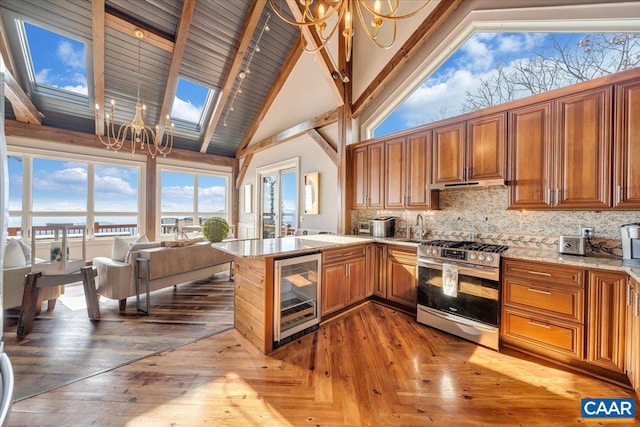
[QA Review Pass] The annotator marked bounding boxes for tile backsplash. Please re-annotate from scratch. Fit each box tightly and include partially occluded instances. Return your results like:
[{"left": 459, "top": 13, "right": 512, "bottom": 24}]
[{"left": 352, "top": 186, "right": 639, "bottom": 252}]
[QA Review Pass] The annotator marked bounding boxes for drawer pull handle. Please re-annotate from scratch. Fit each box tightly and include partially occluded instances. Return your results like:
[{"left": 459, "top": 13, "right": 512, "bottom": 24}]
[
  {"left": 528, "top": 320, "right": 551, "bottom": 329},
  {"left": 527, "top": 270, "right": 551, "bottom": 277},
  {"left": 527, "top": 288, "right": 551, "bottom": 295}
]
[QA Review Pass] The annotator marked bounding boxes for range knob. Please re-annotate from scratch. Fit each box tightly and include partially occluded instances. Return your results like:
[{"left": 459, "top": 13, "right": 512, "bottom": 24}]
[
  {"left": 469, "top": 253, "right": 477, "bottom": 260},
  {"left": 486, "top": 255, "right": 494, "bottom": 262},
  {"left": 431, "top": 248, "right": 439, "bottom": 255},
  {"left": 478, "top": 254, "right": 486, "bottom": 261}
]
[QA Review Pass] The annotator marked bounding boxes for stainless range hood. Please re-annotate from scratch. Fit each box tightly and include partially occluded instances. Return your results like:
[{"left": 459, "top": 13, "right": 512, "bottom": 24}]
[{"left": 428, "top": 178, "right": 507, "bottom": 190}]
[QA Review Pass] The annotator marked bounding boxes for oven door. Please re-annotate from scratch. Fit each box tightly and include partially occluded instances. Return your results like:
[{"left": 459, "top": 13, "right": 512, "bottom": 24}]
[{"left": 416, "top": 258, "right": 500, "bottom": 327}]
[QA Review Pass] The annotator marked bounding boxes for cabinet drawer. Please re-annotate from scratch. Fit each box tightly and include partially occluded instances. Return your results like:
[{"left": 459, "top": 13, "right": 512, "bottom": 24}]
[
  {"left": 503, "top": 258, "right": 584, "bottom": 287},
  {"left": 323, "top": 245, "right": 367, "bottom": 264},
  {"left": 503, "top": 278, "right": 584, "bottom": 322},
  {"left": 502, "top": 308, "right": 583, "bottom": 359}
]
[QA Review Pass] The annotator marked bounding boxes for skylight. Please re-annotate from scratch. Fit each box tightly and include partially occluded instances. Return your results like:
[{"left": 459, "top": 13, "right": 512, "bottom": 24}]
[
  {"left": 170, "top": 77, "right": 214, "bottom": 128},
  {"left": 21, "top": 21, "right": 88, "bottom": 98}
]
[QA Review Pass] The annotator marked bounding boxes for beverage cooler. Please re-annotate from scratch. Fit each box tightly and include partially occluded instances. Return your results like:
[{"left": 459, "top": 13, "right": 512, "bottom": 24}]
[{"left": 273, "top": 253, "right": 321, "bottom": 348}]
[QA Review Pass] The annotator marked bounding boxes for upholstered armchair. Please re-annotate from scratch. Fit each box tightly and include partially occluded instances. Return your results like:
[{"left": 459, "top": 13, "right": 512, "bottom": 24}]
[{"left": 3, "top": 239, "right": 64, "bottom": 311}]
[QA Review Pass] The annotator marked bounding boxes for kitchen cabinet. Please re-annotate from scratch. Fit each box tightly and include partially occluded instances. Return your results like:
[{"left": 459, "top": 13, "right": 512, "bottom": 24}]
[
  {"left": 614, "top": 78, "right": 640, "bottom": 208},
  {"left": 386, "top": 246, "right": 417, "bottom": 308},
  {"left": 321, "top": 245, "right": 367, "bottom": 316},
  {"left": 352, "top": 142, "right": 384, "bottom": 209},
  {"left": 586, "top": 270, "right": 626, "bottom": 373},
  {"left": 625, "top": 276, "right": 640, "bottom": 397},
  {"left": 431, "top": 112, "right": 506, "bottom": 189},
  {"left": 508, "top": 87, "right": 612, "bottom": 210},
  {"left": 373, "top": 243, "right": 387, "bottom": 298},
  {"left": 501, "top": 258, "right": 585, "bottom": 360},
  {"left": 385, "top": 131, "right": 439, "bottom": 209}
]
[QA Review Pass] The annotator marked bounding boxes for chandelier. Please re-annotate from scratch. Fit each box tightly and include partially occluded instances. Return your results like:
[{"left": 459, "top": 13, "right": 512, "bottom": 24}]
[
  {"left": 269, "top": 0, "right": 431, "bottom": 62},
  {"left": 94, "top": 29, "right": 174, "bottom": 158}
]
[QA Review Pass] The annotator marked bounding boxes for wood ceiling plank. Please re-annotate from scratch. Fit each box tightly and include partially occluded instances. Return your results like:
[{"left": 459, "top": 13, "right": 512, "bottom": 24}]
[
  {"left": 155, "top": 0, "right": 196, "bottom": 144},
  {"left": 306, "top": 128, "right": 338, "bottom": 166},
  {"left": 238, "top": 107, "right": 339, "bottom": 158},
  {"left": 105, "top": 13, "right": 174, "bottom": 53},
  {"left": 199, "top": 0, "right": 266, "bottom": 154},
  {"left": 235, "top": 38, "right": 303, "bottom": 157},
  {"left": 352, "top": 0, "right": 463, "bottom": 117},
  {"left": 92, "top": 0, "right": 105, "bottom": 135}
]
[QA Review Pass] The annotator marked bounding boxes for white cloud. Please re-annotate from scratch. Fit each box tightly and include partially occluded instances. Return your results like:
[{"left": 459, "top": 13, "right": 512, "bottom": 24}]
[
  {"left": 62, "top": 84, "right": 88, "bottom": 95},
  {"left": 35, "top": 68, "right": 51, "bottom": 84},
  {"left": 461, "top": 35, "right": 493, "bottom": 71},
  {"left": 497, "top": 35, "right": 522, "bottom": 53},
  {"left": 95, "top": 174, "right": 136, "bottom": 196},
  {"left": 56, "top": 40, "right": 85, "bottom": 69},
  {"left": 171, "top": 97, "right": 203, "bottom": 123}
]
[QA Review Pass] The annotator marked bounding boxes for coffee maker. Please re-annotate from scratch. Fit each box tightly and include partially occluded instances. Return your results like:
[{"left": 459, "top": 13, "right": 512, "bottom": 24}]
[{"left": 621, "top": 223, "right": 640, "bottom": 265}]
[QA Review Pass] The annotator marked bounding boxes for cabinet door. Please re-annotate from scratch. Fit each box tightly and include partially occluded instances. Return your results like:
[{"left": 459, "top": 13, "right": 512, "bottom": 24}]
[
  {"left": 614, "top": 79, "right": 640, "bottom": 208},
  {"left": 386, "top": 247, "right": 417, "bottom": 307},
  {"left": 351, "top": 146, "right": 367, "bottom": 209},
  {"left": 555, "top": 87, "right": 612, "bottom": 209},
  {"left": 432, "top": 121, "right": 465, "bottom": 186},
  {"left": 467, "top": 112, "right": 506, "bottom": 181},
  {"left": 321, "top": 263, "right": 346, "bottom": 316},
  {"left": 587, "top": 270, "right": 626, "bottom": 373},
  {"left": 385, "top": 137, "right": 406, "bottom": 209},
  {"left": 507, "top": 102, "right": 554, "bottom": 209},
  {"left": 373, "top": 244, "right": 387, "bottom": 298},
  {"left": 625, "top": 278, "right": 638, "bottom": 391},
  {"left": 634, "top": 280, "right": 640, "bottom": 397},
  {"left": 345, "top": 257, "right": 366, "bottom": 306},
  {"left": 406, "top": 131, "right": 438, "bottom": 209},
  {"left": 367, "top": 142, "right": 385, "bottom": 209}
]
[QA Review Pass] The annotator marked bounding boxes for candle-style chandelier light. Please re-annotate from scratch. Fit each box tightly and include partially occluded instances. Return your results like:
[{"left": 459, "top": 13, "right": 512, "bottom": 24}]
[
  {"left": 268, "top": 0, "right": 431, "bottom": 62},
  {"left": 94, "top": 28, "right": 174, "bottom": 158}
]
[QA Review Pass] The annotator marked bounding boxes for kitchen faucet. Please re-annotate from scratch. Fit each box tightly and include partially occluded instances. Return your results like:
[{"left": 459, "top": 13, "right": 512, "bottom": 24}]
[{"left": 415, "top": 214, "right": 425, "bottom": 241}]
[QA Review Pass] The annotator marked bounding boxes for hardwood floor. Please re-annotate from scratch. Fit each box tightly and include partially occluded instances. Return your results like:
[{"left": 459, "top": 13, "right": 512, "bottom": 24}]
[{"left": 8, "top": 302, "right": 638, "bottom": 426}]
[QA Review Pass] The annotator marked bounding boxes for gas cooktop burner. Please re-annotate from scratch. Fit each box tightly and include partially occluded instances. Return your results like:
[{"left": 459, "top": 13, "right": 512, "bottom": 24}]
[{"left": 421, "top": 240, "right": 508, "bottom": 254}]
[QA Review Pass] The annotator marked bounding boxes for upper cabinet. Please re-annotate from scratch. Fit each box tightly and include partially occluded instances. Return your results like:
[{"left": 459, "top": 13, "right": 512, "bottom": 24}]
[
  {"left": 430, "top": 113, "right": 506, "bottom": 189},
  {"left": 352, "top": 142, "right": 385, "bottom": 209},
  {"left": 385, "top": 131, "right": 438, "bottom": 210},
  {"left": 614, "top": 78, "right": 640, "bottom": 209},
  {"left": 508, "top": 86, "right": 614, "bottom": 210}
]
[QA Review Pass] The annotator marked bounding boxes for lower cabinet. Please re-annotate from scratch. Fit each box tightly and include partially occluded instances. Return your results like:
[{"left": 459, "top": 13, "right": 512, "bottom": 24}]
[
  {"left": 626, "top": 276, "right": 640, "bottom": 396},
  {"left": 373, "top": 243, "right": 387, "bottom": 298},
  {"left": 321, "top": 245, "right": 367, "bottom": 317},
  {"left": 386, "top": 246, "right": 417, "bottom": 308}
]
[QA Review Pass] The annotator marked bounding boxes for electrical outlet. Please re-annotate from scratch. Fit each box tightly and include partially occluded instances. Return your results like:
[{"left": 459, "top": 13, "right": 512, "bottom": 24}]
[{"left": 581, "top": 226, "right": 593, "bottom": 238}]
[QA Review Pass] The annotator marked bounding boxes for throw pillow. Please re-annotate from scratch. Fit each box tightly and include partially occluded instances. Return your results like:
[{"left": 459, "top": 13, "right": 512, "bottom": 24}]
[
  {"left": 4, "top": 239, "right": 27, "bottom": 268},
  {"left": 136, "top": 235, "right": 149, "bottom": 244},
  {"left": 111, "top": 237, "right": 129, "bottom": 262},
  {"left": 15, "top": 239, "right": 32, "bottom": 264},
  {"left": 125, "top": 241, "right": 162, "bottom": 263}
]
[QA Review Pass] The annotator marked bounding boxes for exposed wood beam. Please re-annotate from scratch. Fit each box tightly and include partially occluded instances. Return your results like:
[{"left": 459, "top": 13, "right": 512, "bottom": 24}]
[
  {"left": 235, "top": 153, "right": 253, "bottom": 189},
  {"left": 238, "top": 108, "right": 339, "bottom": 158},
  {"left": 352, "top": 0, "right": 463, "bottom": 117},
  {"left": 145, "top": 155, "right": 157, "bottom": 241},
  {"left": 285, "top": 0, "right": 343, "bottom": 105},
  {"left": 235, "top": 38, "right": 304, "bottom": 156},
  {"left": 4, "top": 70, "right": 43, "bottom": 124},
  {"left": 0, "top": 12, "right": 20, "bottom": 84},
  {"left": 337, "top": 16, "right": 352, "bottom": 235},
  {"left": 4, "top": 120, "right": 235, "bottom": 167},
  {"left": 105, "top": 13, "right": 174, "bottom": 53},
  {"left": 155, "top": 0, "right": 196, "bottom": 144},
  {"left": 92, "top": 0, "right": 105, "bottom": 135},
  {"left": 200, "top": 0, "right": 265, "bottom": 153},
  {"left": 306, "top": 129, "right": 338, "bottom": 167}
]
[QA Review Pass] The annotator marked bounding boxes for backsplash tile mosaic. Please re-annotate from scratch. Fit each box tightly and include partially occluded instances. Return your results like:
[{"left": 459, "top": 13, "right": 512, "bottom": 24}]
[{"left": 352, "top": 186, "right": 639, "bottom": 252}]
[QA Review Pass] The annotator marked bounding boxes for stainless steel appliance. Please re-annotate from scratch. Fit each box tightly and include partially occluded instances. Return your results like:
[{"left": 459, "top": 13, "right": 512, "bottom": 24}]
[
  {"left": 273, "top": 252, "right": 322, "bottom": 348},
  {"left": 370, "top": 216, "right": 395, "bottom": 238},
  {"left": 416, "top": 240, "right": 508, "bottom": 350},
  {"left": 621, "top": 223, "right": 640, "bottom": 266},
  {"left": 558, "top": 235, "right": 586, "bottom": 256},
  {"left": 357, "top": 221, "right": 371, "bottom": 235}
]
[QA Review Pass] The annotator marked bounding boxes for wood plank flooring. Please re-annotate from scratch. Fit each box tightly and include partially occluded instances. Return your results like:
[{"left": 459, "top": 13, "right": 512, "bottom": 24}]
[{"left": 8, "top": 302, "right": 639, "bottom": 426}]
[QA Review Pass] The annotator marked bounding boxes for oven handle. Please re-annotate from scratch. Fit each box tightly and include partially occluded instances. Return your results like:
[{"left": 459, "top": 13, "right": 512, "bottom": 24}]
[
  {"left": 419, "top": 306, "right": 497, "bottom": 332},
  {"left": 417, "top": 257, "right": 500, "bottom": 282}
]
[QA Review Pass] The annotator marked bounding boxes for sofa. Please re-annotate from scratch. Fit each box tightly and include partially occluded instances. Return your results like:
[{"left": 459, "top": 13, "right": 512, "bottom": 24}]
[
  {"left": 92, "top": 238, "right": 234, "bottom": 311},
  {"left": 3, "top": 239, "right": 64, "bottom": 311}
]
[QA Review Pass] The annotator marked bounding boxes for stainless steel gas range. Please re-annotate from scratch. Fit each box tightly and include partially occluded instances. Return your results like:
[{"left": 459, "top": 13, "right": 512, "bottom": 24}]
[{"left": 416, "top": 240, "right": 508, "bottom": 351}]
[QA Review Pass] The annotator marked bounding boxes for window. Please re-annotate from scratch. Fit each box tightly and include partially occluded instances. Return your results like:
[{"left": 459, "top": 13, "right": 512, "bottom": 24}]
[
  {"left": 159, "top": 168, "right": 230, "bottom": 235},
  {"left": 375, "top": 31, "right": 640, "bottom": 137},
  {"left": 8, "top": 151, "right": 142, "bottom": 239},
  {"left": 256, "top": 159, "right": 299, "bottom": 238},
  {"left": 170, "top": 77, "right": 216, "bottom": 130},
  {"left": 20, "top": 20, "right": 88, "bottom": 102}
]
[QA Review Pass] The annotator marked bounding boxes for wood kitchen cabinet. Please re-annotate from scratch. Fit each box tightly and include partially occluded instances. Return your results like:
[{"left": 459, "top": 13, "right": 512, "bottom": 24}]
[
  {"left": 586, "top": 270, "right": 627, "bottom": 373},
  {"left": 385, "top": 131, "right": 439, "bottom": 209},
  {"left": 626, "top": 276, "right": 640, "bottom": 398},
  {"left": 614, "top": 78, "right": 640, "bottom": 208},
  {"left": 321, "top": 245, "right": 367, "bottom": 316},
  {"left": 431, "top": 112, "right": 506, "bottom": 188},
  {"left": 352, "top": 142, "right": 384, "bottom": 209},
  {"left": 386, "top": 246, "right": 417, "bottom": 308},
  {"left": 373, "top": 243, "right": 387, "bottom": 298}
]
